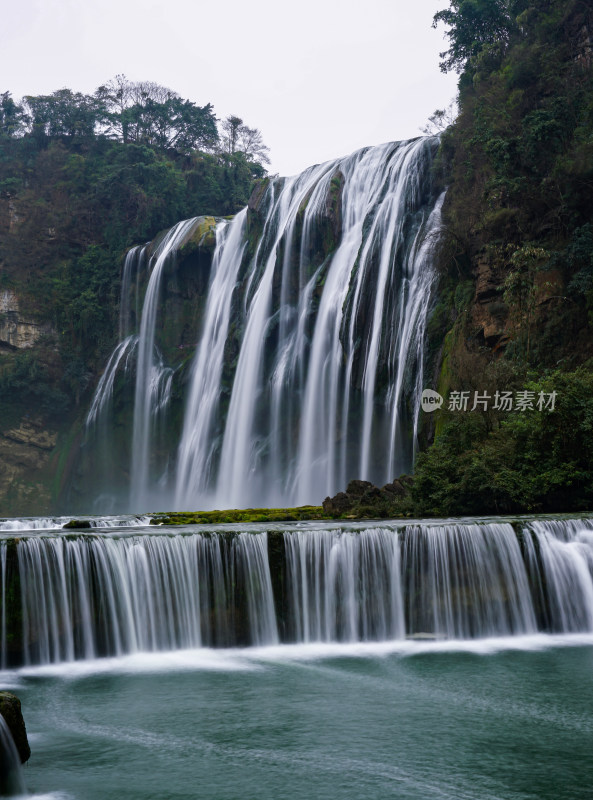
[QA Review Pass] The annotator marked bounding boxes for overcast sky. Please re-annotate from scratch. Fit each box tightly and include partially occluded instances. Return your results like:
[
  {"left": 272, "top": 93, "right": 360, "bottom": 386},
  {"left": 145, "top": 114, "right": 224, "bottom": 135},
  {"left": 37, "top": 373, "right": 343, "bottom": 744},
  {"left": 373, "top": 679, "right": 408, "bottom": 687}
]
[{"left": 2, "top": 0, "right": 458, "bottom": 176}]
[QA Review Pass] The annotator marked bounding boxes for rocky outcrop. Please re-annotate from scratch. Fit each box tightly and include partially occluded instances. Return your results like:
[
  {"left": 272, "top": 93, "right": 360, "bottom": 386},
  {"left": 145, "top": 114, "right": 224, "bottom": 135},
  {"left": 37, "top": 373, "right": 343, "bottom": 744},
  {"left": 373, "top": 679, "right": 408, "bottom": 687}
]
[
  {"left": 0, "top": 418, "right": 57, "bottom": 514},
  {"left": 0, "top": 692, "right": 30, "bottom": 763},
  {"left": 322, "top": 477, "right": 413, "bottom": 518},
  {"left": 569, "top": 6, "right": 593, "bottom": 69},
  {"left": 470, "top": 254, "right": 510, "bottom": 348},
  {"left": 469, "top": 251, "right": 566, "bottom": 351},
  {"left": 0, "top": 290, "right": 54, "bottom": 350},
  {"left": 3, "top": 420, "right": 57, "bottom": 451}
]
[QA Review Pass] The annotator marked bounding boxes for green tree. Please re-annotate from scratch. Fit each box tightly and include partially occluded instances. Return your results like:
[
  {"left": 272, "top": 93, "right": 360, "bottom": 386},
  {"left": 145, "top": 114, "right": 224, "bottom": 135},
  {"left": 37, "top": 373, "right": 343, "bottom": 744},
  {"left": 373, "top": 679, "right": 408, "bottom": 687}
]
[
  {"left": 220, "top": 114, "right": 270, "bottom": 166},
  {"left": 24, "top": 89, "right": 100, "bottom": 142},
  {"left": 0, "top": 92, "right": 25, "bottom": 137},
  {"left": 433, "top": 0, "right": 524, "bottom": 73},
  {"left": 94, "top": 75, "right": 218, "bottom": 153}
]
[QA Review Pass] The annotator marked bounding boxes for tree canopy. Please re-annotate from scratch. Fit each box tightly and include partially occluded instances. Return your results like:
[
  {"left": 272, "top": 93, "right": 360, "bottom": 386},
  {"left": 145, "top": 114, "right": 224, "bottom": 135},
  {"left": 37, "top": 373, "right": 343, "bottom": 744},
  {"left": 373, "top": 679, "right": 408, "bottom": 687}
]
[
  {"left": 433, "top": 0, "right": 528, "bottom": 73},
  {"left": 94, "top": 75, "right": 219, "bottom": 153},
  {"left": 0, "top": 77, "right": 273, "bottom": 417},
  {"left": 220, "top": 114, "right": 271, "bottom": 165},
  {"left": 0, "top": 76, "right": 271, "bottom": 167}
]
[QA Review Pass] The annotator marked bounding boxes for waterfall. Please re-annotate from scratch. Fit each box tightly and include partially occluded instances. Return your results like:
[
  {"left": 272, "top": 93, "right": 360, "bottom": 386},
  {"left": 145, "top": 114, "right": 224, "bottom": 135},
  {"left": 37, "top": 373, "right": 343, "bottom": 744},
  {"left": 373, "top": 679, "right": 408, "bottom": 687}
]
[
  {"left": 130, "top": 217, "right": 200, "bottom": 510},
  {"left": 119, "top": 245, "right": 147, "bottom": 340},
  {"left": 85, "top": 335, "right": 138, "bottom": 429},
  {"left": 524, "top": 519, "right": 593, "bottom": 632},
  {"left": 0, "top": 714, "right": 26, "bottom": 797},
  {"left": 284, "top": 527, "right": 405, "bottom": 642},
  {"left": 3, "top": 517, "right": 593, "bottom": 667},
  {"left": 283, "top": 523, "right": 536, "bottom": 641},
  {"left": 207, "top": 137, "right": 442, "bottom": 507},
  {"left": 400, "top": 523, "right": 537, "bottom": 637},
  {"left": 14, "top": 531, "right": 277, "bottom": 664},
  {"left": 174, "top": 209, "right": 248, "bottom": 505},
  {"left": 81, "top": 137, "right": 442, "bottom": 513},
  {"left": 1, "top": 543, "right": 6, "bottom": 670}
]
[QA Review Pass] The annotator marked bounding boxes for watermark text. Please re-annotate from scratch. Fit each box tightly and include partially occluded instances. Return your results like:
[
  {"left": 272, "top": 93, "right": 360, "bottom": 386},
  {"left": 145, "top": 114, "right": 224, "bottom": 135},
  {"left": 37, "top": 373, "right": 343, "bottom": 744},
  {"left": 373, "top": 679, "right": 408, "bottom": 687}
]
[{"left": 421, "top": 389, "right": 557, "bottom": 413}]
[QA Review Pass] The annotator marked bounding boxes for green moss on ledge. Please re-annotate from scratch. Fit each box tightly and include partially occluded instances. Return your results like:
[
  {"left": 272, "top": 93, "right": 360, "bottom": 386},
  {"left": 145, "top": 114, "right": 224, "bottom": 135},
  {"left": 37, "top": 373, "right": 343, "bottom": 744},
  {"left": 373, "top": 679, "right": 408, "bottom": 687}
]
[
  {"left": 178, "top": 215, "right": 217, "bottom": 255},
  {"left": 148, "top": 506, "right": 325, "bottom": 525}
]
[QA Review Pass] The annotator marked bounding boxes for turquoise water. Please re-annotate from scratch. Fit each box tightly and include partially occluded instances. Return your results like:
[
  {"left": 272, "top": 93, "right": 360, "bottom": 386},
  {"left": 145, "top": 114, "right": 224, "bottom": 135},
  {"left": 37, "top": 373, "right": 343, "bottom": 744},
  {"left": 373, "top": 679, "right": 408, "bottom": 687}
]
[{"left": 6, "top": 640, "right": 593, "bottom": 800}]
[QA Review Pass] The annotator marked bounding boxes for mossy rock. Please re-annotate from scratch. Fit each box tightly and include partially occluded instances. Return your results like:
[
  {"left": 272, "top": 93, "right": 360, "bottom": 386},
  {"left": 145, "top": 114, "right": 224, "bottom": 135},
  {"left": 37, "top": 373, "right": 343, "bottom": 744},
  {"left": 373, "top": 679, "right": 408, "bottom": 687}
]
[
  {"left": 178, "top": 216, "right": 217, "bottom": 255},
  {"left": 0, "top": 692, "right": 30, "bottom": 763}
]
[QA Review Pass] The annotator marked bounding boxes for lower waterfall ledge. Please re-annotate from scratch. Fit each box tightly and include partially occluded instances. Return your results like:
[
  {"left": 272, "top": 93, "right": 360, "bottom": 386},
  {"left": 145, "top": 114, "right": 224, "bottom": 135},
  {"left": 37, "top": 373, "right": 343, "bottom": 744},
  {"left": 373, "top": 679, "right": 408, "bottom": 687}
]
[
  {"left": 2, "top": 515, "right": 593, "bottom": 668},
  {"left": 146, "top": 506, "right": 326, "bottom": 525}
]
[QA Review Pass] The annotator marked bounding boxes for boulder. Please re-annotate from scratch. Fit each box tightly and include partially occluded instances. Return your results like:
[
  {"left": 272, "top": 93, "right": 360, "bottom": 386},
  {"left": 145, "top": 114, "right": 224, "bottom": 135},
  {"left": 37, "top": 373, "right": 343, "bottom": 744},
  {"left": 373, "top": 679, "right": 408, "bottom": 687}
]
[
  {"left": 382, "top": 479, "right": 407, "bottom": 497},
  {"left": 361, "top": 486, "right": 382, "bottom": 503},
  {"left": 345, "top": 479, "right": 374, "bottom": 497},
  {"left": 63, "top": 519, "right": 92, "bottom": 529},
  {"left": 0, "top": 692, "right": 30, "bottom": 763},
  {"left": 322, "top": 492, "right": 353, "bottom": 515}
]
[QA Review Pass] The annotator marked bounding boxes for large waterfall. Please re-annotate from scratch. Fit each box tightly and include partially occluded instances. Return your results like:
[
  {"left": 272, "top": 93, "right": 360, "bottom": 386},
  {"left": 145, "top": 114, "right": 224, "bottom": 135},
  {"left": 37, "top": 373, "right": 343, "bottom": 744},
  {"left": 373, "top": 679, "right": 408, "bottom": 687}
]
[
  {"left": 80, "top": 137, "right": 442, "bottom": 513},
  {"left": 2, "top": 518, "right": 593, "bottom": 667}
]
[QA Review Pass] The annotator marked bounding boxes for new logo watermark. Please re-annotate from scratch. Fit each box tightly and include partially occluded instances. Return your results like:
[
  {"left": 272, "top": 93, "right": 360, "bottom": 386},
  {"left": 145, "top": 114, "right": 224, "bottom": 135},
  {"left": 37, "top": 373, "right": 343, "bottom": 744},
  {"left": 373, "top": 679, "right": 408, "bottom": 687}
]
[
  {"left": 421, "top": 389, "right": 444, "bottom": 412},
  {"left": 421, "top": 389, "right": 557, "bottom": 412}
]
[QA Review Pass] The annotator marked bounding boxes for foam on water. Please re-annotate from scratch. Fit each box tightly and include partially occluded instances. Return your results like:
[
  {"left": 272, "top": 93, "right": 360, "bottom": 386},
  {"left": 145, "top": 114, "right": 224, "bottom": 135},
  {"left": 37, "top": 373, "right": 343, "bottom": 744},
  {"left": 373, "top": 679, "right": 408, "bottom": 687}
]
[
  {"left": 0, "top": 516, "right": 151, "bottom": 533},
  {"left": 1, "top": 633, "right": 592, "bottom": 681}
]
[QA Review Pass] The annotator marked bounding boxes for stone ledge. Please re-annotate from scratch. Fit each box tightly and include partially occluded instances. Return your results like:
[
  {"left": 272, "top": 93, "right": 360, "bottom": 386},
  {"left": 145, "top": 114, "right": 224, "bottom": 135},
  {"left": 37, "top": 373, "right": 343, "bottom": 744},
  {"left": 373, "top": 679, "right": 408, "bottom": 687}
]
[{"left": 1, "top": 422, "right": 57, "bottom": 451}]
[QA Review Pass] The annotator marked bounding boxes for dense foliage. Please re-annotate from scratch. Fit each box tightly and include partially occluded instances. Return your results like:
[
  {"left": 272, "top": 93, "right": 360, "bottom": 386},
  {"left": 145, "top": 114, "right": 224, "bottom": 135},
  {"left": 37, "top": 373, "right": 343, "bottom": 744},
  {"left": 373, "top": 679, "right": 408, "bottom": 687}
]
[
  {"left": 414, "top": 369, "right": 593, "bottom": 515},
  {"left": 435, "top": 0, "right": 593, "bottom": 253},
  {"left": 416, "top": 0, "right": 593, "bottom": 514},
  {"left": 0, "top": 78, "right": 269, "bottom": 420}
]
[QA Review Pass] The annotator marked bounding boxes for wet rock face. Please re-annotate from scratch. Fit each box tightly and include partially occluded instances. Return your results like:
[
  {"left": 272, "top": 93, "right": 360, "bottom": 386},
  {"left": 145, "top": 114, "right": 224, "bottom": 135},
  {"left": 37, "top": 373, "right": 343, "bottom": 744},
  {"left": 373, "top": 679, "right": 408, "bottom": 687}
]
[{"left": 0, "top": 692, "right": 30, "bottom": 763}]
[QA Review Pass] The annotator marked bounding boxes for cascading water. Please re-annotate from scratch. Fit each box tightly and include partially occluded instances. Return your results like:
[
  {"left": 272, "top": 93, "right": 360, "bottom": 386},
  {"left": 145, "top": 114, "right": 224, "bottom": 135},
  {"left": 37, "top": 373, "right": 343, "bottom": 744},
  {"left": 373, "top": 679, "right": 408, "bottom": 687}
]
[
  {"left": 0, "top": 713, "right": 26, "bottom": 797},
  {"left": 13, "top": 531, "right": 277, "bottom": 664},
  {"left": 81, "top": 137, "right": 443, "bottom": 513},
  {"left": 524, "top": 518, "right": 593, "bottom": 631},
  {"left": 190, "top": 137, "right": 443, "bottom": 508},
  {"left": 400, "top": 523, "right": 537, "bottom": 637},
  {"left": 174, "top": 209, "right": 248, "bottom": 504},
  {"left": 2, "top": 517, "right": 593, "bottom": 667},
  {"left": 119, "top": 245, "right": 147, "bottom": 341},
  {"left": 130, "top": 218, "right": 201, "bottom": 510},
  {"left": 284, "top": 527, "right": 405, "bottom": 642},
  {"left": 85, "top": 336, "right": 138, "bottom": 429}
]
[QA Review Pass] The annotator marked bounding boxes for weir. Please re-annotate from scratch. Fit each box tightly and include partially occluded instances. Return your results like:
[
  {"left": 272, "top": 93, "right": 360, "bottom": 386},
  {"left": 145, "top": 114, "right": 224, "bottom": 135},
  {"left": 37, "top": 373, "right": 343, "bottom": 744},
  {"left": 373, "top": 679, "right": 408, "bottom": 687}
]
[
  {"left": 79, "top": 136, "right": 443, "bottom": 513},
  {"left": 1, "top": 518, "right": 593, "bottom": 667}
]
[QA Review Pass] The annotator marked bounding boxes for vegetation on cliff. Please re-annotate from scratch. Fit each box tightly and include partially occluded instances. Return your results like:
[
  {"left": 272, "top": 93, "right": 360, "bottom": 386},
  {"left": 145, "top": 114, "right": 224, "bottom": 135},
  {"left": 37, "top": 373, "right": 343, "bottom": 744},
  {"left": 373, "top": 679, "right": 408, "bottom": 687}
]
[
  {"left": 413, "top": 0, "right": 593, "bottom": 515},
  {"left": 0, "top": 78, "right": 268, "bottom": 420},
  {"left": 0, "top": 79, "right": 271, "bottom": 513}
]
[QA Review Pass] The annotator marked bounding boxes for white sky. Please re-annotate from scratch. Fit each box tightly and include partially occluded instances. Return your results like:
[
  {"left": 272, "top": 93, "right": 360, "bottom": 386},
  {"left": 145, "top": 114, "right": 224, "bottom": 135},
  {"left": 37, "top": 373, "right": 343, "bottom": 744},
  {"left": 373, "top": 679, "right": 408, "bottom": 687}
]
[{"left": 1, "top": 0, "right": 458, "bottom": 176}]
